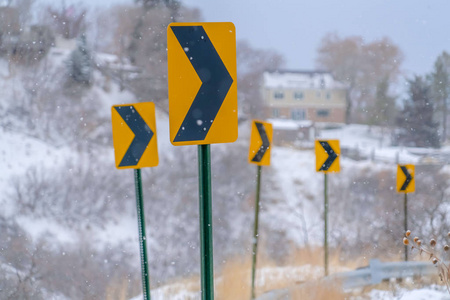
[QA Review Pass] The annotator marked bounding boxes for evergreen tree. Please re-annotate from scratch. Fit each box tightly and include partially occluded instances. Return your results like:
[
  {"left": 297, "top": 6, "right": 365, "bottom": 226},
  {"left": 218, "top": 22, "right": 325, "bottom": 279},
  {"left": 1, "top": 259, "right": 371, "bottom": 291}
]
[
  {"left": 66, "top": 34, "right": 92, "bottom": 85},
  {"left": 370, "top": 77, "right": 397, "bottom": 127},
  {"left": 430, "top": 51, "right": 450, "bottom": 142},
  {"left": 395, "top": 76, "right": 440, "bottom": 148}
]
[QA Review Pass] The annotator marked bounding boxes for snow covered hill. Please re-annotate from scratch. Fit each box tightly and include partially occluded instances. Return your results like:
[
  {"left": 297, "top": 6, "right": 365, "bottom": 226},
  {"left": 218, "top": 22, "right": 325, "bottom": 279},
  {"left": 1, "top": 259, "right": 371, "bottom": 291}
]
[{"left": 1, "top": 46, "right": 450, "bottom": 299}]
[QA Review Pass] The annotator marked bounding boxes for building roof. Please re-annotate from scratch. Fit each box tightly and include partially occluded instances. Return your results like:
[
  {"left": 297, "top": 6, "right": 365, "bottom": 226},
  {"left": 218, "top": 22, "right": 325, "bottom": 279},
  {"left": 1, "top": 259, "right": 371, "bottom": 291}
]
[
  {"left": 268, "top": 118, "right": 314, "bottom": 130},
  {"left": 263, "top": 70, "right": 347, "bottom": 90}
]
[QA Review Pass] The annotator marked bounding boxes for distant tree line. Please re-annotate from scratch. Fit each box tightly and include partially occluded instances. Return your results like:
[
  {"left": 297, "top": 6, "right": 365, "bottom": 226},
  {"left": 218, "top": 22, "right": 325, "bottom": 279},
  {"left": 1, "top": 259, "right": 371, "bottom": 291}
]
[
  {"left": 316, "top": 33, "right": 403, "bottom": 126},
  {"left": 316, "top": 33, "right": 450, "bottom": 148}
]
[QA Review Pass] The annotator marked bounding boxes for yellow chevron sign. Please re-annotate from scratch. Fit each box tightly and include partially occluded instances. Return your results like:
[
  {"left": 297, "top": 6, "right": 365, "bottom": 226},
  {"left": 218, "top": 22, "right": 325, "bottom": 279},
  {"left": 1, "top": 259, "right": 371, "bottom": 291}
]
[
  {"left": 111, "top": 102, "right": 159, "bottom": 169},
  {"left": 248, "top": 120, "right": 273, "bottom": 166},
  {"left": 397, "top": 164, "right": 415, "bottom": 193},
  {"left": 167, "top": 22, "right": 238, "bottom": 146},
  {"left": 315, "top": 140, "right": 340, "bottom": 173}
]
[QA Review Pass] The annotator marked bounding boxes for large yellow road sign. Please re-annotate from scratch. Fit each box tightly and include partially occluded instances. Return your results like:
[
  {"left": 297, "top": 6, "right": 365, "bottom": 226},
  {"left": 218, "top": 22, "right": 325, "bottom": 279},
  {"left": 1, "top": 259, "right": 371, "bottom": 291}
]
[
  {"left": 397, "top": 164, "right": 415, "bottom": 193},
  {"left": 111, "top": 102, "right": 159, "bottom": 169},
  {"left": 167, "top": 22, "right": 237, "bottom": 146},
  {"left": 315, "top": 140, "right": 340, "bottom": 173},
  {"left": 248, "top": 120, "right": 273, "bottom": 166}
]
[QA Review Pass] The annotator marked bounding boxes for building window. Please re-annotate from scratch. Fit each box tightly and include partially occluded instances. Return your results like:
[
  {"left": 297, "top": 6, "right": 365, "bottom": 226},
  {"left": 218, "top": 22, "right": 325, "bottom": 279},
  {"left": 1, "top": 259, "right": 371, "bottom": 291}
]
[
  {"left": 291, "top": 109, "right": 306, "bottom": 120},
  {"left": 294, "top": 91, "right": 304, "bottom": 100},
  {"left": 317, "top": 109, "right": 330, "bottom": 117},
  {"left": 320, "top": 78, "right": 326, "bottom": 89},
  {"left": 273, "top": 108, "right": 280, "bottom": 117},
  {"left": 274, "top": 91, "right": 284, "bottom": 99}
]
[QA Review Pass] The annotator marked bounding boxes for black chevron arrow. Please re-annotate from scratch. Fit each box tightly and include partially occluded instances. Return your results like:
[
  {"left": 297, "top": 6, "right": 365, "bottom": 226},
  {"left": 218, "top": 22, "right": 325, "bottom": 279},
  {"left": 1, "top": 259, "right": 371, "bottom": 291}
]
[
  {"left": 171, "top": 25, "right": 233, "bottom": 142},
  {"left": 251, "top": 122, "right": 270, "bottom": 162},
  {"left": 115, "top": 106, "right": 154, "bottom": 167},
  {"left": 400, "top": 166, "right": 413, "bottom": 191},
  {"left": 319, "top": 141, "right": 338, "bottom": 171}
]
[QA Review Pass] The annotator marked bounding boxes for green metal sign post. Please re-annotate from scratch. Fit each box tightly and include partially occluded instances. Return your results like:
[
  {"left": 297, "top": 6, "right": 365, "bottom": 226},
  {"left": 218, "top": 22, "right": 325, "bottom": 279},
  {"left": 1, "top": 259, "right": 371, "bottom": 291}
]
[
  {"left": 198, "top": 145, "right": 214, "bottom": 300},
  {"left": 314, "top": 140, "right": 339, "bottom": 277},
  {"left": 324, "top": 173, "right": 329, "bottom": 277},
  {"left": 167, "top": 21, "right": 238, "bottom": 300},
  {"left": 396, "top": 164, "right": 415, "bottom": 262},
  {"left": 112, "top": 102, "right": 158, "bottom": 300},
  {"left": 134, "top": 169, "right": 151, "bottom": 300},
  {"left": 404, "top": 193, "right": 408, "bottom": 261},
  {"left": 251, "top": 165, "right": 262, "bottom": 300}
]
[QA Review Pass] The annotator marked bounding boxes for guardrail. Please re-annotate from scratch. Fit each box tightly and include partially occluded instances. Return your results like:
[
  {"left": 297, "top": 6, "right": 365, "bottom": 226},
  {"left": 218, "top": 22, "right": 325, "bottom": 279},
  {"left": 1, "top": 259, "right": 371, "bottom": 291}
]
[{"left": 256, "top": 259, "right": 440, "bottom": 300}]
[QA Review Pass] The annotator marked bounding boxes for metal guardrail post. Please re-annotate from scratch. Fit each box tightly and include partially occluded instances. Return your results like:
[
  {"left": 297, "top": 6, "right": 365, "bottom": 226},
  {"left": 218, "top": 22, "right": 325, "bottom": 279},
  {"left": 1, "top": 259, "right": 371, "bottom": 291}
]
[{"left": 370, "top": 259, "right": 383, "bottom": 285}]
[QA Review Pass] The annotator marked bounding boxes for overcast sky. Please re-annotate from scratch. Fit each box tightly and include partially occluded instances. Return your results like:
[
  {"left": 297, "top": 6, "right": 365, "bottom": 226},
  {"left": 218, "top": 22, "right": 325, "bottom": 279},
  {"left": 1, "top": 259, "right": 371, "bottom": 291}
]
[
  {"left": 48, "top": 0, "right": 449, "bottom": 78},
  {"left": 179, "top": 0, "right": 450, "bottom": 78}
]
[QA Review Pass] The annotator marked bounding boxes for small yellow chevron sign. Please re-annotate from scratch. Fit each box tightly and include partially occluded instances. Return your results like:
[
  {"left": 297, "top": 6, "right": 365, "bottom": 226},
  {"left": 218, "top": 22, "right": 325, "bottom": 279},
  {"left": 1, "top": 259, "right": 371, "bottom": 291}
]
[
  {"left": 315, "top": 140, "right": 340, "bottom": 173},
  {"left": 167, "top": 22, "right": 238, "bottom": 146},
  {"left": 248, "top": 120, "right": 273, "bottom": 166},
  {"left": 111, "top": 102, "right": 159, "bottom": 169},
  {"left": 397, "top": 164, "right": 415, "bottom": 193}
]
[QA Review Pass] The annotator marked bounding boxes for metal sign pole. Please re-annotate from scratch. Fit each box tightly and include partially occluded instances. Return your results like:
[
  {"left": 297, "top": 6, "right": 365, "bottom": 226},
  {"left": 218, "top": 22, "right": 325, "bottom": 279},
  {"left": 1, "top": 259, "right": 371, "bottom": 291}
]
[
  {"left": 324, "top": 173, "right": 329, "bottom": 277},
  {"left": 134, "top": 169, "right": 151, "bottom": 300},
  {"left": 404, "top": 193, "right": 408, "bottom": 261},
  {"left": 251, "top": 165, "right": 262, "bottom": 300},
  {"left": 198, "top": 144, "right": 214, "bottom": 300}
]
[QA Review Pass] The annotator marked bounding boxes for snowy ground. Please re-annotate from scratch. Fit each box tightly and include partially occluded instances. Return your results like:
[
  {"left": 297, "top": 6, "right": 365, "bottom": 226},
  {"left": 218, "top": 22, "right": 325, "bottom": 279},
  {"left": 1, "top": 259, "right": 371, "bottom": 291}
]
[
  {"left": 318, "top": 124, "right": 420, "bottom": 164},
  {"left": 129, "top": 267, "right": 450, "bottom": 300},
  {"left": 266, "top": 147, "right": 324, "bottom": 246},
  {"left": 365, "top": 286, "right": 450, "bottom": 300}
]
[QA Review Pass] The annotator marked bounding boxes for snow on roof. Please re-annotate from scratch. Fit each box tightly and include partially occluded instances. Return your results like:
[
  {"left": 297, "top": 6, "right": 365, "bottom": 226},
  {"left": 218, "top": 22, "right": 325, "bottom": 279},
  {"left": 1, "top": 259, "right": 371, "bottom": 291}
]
[
  {"left": 95, "top": 52, "right": 141, "bottom": 72},
  {"left": 263, "top": 70, "right": 347, "bottom": 90},
  {"left": 268, "top": 118, "right": 313, "bottom": 130},
  {"left": 54, "top": 36, "right": 77, "bottom": 51}
]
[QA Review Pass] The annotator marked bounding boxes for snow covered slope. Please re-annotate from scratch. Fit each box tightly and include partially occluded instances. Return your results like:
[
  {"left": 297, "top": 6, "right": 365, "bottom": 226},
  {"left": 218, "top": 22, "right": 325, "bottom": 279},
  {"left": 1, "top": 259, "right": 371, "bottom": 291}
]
[{"left": 1, "top": 46, "right": 449, "bottom": 299}]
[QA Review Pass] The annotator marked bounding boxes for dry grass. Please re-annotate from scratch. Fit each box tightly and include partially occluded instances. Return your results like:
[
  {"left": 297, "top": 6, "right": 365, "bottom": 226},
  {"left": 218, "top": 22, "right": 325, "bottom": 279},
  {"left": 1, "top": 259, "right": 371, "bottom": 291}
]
[
  {"left": 286, "top": 246, "right": 369, "bottom": 274},
  {"left": 119, "top": 243, "right": 448, "bottom": 299},
  {"left": 123, "top": 246, "right": 372, "bottom": 299},
  {"left": 215, "top": 258, "right": 252, "bottom": 300},
  {"left": 105, "top": 277, "right": 135, "bottom": 300},
  {"left": 289, "top": 280, "right": 348, "bottom": 300},
  {"left": 215, "top": 246, "right": 359, "bottom": 299},
  {"left": 105, "top": 281, "right": 127, "bottom": 300}
]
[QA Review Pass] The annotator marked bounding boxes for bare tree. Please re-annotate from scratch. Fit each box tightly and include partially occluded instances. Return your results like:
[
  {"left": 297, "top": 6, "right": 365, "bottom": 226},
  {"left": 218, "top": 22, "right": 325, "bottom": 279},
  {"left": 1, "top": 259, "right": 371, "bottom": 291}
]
[
  {"left": 11, "top": 158, "right": 132, "bottom": 227},
  {"left": 46, "top": 3, "right": 87, "bottom": 39},
  {"left": 316, "top": 33, "right": 403, "bottom": 124},
  {"left": 237, "top": 40, "right": 285, "bottom": 118},
  {"left": 106, "top": 3, "right": 200, "bottom": 111}
]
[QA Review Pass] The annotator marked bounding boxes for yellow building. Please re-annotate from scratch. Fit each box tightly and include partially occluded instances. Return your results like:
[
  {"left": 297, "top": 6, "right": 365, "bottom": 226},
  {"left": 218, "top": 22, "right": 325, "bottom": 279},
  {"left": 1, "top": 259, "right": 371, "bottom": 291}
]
[{"left": 262, "top": 70, "right": 347, "bottom": 123}]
